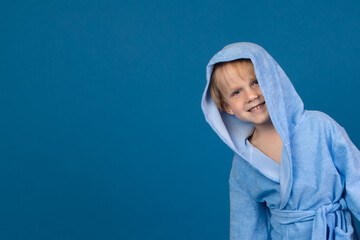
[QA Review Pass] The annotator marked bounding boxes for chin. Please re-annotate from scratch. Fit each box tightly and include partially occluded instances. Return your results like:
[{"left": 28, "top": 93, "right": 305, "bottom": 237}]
[{"left": 253, "top": 116, "right": 271, "bottom": 125}]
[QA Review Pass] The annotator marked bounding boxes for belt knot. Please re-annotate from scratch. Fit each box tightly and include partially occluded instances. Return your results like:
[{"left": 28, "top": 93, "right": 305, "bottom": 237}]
[{"left": 270, "top": 198, "right": 350, "bottom": 239}]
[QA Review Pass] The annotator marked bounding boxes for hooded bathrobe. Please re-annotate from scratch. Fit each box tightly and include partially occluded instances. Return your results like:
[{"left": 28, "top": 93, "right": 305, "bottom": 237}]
[{"left": 201, "top": 42, "right": 360, "bottom": 239}]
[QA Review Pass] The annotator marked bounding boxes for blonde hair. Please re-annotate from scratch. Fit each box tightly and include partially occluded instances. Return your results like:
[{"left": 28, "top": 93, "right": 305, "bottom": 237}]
[{"left": 209, "top": 59, "right": 255, "bottom": 110}]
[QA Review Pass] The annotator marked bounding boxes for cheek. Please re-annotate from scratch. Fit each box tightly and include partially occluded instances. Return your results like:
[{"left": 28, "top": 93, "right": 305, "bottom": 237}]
[
  {"left": 236, "top": 100, "right": 245, "bottom": 109},
  {"left": 254, "top": 86, "right": 262, "bottom": 93},
  {"left": 234, "top": 105, "right": 247, "bottom": 115}
]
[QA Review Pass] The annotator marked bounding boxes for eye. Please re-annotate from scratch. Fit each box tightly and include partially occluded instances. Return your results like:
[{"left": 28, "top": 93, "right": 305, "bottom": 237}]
[
  {"left": 252, "top": 80, "right": 259, "bottom": 86},
  {"left": 231, "top": 89, "right": 242, "bottom": 96}
]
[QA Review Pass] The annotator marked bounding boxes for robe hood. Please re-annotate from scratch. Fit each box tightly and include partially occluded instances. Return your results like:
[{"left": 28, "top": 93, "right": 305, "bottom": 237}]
[{"left": 201, "top": 42, "right": 305, "bottom": 208}]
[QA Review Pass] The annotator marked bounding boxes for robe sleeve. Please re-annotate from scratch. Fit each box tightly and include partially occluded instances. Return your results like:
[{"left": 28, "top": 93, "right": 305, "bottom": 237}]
[
  {"left": 229, "top": 173, "right": 270, "bottom": 240},
  {"left": 331, "top": 125, "right": 360, "bottom": 221}
]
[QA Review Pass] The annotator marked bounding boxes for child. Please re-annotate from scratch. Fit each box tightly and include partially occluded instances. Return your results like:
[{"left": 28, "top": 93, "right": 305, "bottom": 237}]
[{"left": 201, "top": 42, "right": 360, "bottom": 239}]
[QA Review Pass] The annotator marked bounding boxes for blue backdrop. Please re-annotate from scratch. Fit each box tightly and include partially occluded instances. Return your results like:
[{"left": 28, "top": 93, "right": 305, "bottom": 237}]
[{"left": 1, "top": 0, "right": 360, "bottom": 239}]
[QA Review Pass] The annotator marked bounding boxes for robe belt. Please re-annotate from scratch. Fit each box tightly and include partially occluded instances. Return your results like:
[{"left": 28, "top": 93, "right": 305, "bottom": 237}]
[{"left": 270, "top": 198, "right": 348, "bottom": 240}]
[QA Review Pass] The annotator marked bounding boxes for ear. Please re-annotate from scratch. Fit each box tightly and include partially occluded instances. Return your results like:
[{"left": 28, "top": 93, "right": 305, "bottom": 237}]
[{"left": 222, "top": 102, "right": 234, "bottom": 115}]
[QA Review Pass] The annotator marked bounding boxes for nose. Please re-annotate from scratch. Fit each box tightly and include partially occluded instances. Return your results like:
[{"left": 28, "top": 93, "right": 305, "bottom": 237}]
[{"left": 246, "top": 89, "right": 259, "bottom": 103}]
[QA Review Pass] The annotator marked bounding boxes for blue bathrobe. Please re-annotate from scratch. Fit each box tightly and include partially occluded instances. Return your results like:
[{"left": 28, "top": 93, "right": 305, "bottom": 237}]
[{"left": 201, "top": 42, "right": 360, "bottom": 239}]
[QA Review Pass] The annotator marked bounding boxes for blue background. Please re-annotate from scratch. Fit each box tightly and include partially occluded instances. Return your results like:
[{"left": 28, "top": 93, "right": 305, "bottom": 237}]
[{"left": 1, "top": 0, "right": 360, "bottom": 239}]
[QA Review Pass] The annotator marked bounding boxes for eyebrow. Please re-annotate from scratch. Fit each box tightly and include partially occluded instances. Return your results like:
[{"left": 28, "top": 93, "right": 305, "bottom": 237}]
[
  {"left": 228, "top": 79, "right": 257, "bottom": 90},
  {"left": 226, "top": 78, "right": 258, "bottom": 95}
]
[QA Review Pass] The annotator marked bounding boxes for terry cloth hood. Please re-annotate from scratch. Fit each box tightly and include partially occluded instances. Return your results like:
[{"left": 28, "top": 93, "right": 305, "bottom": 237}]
[{"left": 201, "top": 42, "right": 305, "bottom": 209}]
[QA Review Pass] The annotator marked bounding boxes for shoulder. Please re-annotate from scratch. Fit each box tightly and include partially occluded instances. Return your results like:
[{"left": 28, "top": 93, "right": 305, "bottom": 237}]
[
  {"left": 300, "top": 111, "right": 346, "bottom": 147},
  {"left": 290, "top": 110, "right": 343, "bottom": 146},
  {"left": 304, "top": 110, "right": 335, "bottom": 124},
  {"left": 302, "top": 110, "right": 342, "bottom": 131}
]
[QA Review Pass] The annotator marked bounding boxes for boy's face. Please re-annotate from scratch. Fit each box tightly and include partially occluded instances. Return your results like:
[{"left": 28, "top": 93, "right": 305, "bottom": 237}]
[{"left": 218, "top": 64, "right": 271, "bottom": 127}]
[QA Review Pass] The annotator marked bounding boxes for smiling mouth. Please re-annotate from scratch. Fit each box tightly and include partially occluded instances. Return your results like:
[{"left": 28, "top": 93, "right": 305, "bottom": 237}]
[{"left": 248, "top": 102, "right": 265, "bottom": 112}]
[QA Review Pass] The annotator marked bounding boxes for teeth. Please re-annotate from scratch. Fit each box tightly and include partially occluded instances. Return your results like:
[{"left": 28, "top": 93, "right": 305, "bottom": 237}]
[{"left": 249, "top": 103, "right": 264, "bottom": 112}]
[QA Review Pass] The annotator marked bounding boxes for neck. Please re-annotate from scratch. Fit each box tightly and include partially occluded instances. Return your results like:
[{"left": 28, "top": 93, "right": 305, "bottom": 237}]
[{"left": 252, "top": 120, "right": 278, "bottom": 140}]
